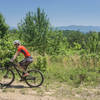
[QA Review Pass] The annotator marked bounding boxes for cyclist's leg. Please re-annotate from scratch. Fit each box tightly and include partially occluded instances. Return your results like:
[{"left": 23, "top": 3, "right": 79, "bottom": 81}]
[
  {"left": 23, "top": 57, "right": 33, "bottom": 77},
  {"left": 19, "top": 57, "right": 33, "bottom": 77},
  {"left": 19, "top": 59, "right": 27, "bottom": 73},
  {"left": 24, "top": 56, "right": 33, "bottom": 70}
]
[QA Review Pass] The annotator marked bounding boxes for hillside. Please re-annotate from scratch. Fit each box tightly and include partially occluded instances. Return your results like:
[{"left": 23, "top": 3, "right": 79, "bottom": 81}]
[{"left": 56, "top": 25, "right": 100, "bottom": 33}]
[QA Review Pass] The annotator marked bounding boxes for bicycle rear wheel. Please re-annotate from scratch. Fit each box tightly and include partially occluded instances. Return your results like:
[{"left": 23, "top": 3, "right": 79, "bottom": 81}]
[
  {"left": 0, "top": 68, "right": 15, "bottom": 86},
  {"left": 25, "top": 70, "right": 44, "bottom": 87}
]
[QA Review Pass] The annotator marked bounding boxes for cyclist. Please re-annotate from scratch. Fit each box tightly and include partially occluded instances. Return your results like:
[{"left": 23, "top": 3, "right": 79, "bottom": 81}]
[{"left": 10, "top": 40, "right": 33, "bottom": 77}]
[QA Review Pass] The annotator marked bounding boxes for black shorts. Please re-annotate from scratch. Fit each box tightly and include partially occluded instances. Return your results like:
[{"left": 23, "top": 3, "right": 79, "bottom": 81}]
[{"left": 19, "top": 56, "right": 33, "bottom": 68}]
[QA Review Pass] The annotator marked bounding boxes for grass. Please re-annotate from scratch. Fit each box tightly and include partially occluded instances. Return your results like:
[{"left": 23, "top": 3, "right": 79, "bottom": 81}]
[{"left": 42, "top": 54, "right": 100, "bottom": 88}]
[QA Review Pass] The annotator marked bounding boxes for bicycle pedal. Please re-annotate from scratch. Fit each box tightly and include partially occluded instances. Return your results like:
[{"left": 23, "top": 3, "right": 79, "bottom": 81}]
[{"left": 19, "top": 78, "right": 25, "bottom": 81}]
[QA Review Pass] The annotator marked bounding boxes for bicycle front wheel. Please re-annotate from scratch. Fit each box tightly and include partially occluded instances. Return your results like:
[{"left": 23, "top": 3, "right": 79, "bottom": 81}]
[
  {"left": 0, "top": 68, "right": 15, "bottom": 86},
  {"left": 25, "top": 70, "right": 44, "bottom": 87}
]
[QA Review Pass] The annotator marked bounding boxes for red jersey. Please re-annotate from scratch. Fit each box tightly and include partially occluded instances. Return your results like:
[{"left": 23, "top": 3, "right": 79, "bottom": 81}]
[{"left": 17, "top": 45, "right": 31, "bottom": 57}]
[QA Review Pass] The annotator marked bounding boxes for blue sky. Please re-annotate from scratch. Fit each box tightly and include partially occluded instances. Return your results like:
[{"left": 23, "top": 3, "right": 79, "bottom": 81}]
[{"left": 0, "top": 0, "right": 100, "bottom": 27}]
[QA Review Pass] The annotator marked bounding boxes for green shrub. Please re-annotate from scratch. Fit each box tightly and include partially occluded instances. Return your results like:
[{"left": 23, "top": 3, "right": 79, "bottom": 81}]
[
  {"left": 66, "top": 66, "right": 100, "bottom": 87},
  {"left": 33, "top": 56, "right": 47, "bottom": 72},
  {"left": 0, "top": 33, "right": 22, "bottom": 67},
  {"left": 50, "top": 55, "right": 63, "bottom": 63},
  {"left": 67, "top": 67, "right": 88, "bottom": 85}
]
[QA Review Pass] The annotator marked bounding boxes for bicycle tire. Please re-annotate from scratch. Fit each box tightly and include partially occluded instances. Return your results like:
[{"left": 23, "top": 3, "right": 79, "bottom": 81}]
[
  {"left": 25, "top": 69, "right": 44, "bottom": 87},
  {"left": 0, "top": 68, "right": 15, "bottom": 86}
]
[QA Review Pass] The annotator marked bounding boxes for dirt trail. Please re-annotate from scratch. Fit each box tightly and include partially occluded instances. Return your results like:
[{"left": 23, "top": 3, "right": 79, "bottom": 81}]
[
  {"left": 0, "top": 93, "right": 61, "bottom": 100},
  {"left": 0, "top": 81, "right": 66, "bottom": 100},
  {"left": 0, "top": 81, "right": 100, "bottom": 100}
]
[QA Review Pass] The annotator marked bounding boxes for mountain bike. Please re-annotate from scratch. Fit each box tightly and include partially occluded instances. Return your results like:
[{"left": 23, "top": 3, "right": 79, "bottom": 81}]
[{"left": 0, "top": 62, "right": 44, "bottom": 88}]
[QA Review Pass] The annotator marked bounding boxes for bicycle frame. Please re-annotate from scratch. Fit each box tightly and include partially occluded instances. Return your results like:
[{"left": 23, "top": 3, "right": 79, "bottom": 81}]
[{"left": 12, "top": 63, "right": 25, "bottom": 79}]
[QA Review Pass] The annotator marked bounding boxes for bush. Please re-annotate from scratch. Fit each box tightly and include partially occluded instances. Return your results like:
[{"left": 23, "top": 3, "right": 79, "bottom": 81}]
[
  {"left": 33, "top": 56, "right": 47, "bottom": 72},
  {"left": 0, "top": 33, "right": 22, "bottom": 66},
  {"left": 66, "top": 66, "right": 100, "bottom": 87},
  {"left": 68, "top": 67, "right": 88, "bottom": 85}
]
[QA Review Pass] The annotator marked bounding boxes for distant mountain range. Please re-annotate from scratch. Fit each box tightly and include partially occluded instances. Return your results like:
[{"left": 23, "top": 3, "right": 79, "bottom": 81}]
[
  {"left": 10, "top": 25, "right": 100, "bottom": 33},
  {"left": 56, "top": 25, "right": 100, "bottom": 33}
]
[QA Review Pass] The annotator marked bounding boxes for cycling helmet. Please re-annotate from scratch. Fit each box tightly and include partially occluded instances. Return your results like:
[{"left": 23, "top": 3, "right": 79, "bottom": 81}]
[{"left": 13, "top": 40, "right": 21, "bottom": 45}]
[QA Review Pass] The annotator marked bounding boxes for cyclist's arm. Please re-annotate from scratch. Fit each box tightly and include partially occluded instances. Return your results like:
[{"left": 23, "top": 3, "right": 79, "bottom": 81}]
[{"left": 11, "top": 51, "right": 20, "bottom": 62}]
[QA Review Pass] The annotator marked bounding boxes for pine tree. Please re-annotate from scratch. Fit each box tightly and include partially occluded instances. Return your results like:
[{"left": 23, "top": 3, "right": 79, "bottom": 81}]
[{"left": 0, "top": 13, "right": 9, "bottom": 38}]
